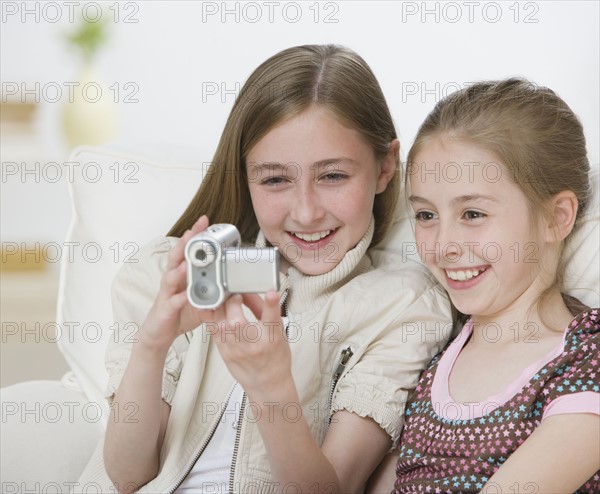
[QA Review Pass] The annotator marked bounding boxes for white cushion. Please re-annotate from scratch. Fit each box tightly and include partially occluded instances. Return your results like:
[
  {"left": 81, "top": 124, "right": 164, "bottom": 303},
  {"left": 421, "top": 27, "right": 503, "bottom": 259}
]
[
  {"left": 56, "top": 143, "right": 206, "bottom": 413},
  {"left": 56, "top": 143, "right": 600, "bottom": 409},
  {"left": 563, "top": 165, "right": 600, "bottom": 305}
]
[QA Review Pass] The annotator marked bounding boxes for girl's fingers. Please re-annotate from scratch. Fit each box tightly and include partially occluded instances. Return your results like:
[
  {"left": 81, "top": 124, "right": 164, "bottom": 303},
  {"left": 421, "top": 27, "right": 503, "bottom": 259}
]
[
  {"left": 197, "top": 308, "right": 215, "bottom": 322},
  {"left": 211, "top": 303, "right": 227, "bottom": 324},
  {"left": 224, "top": 294, "right": 247, "bottom": 328},
  {"left": 166, "top": 215, "right": 209, "bottom": 271},
  {"left": 260, "top": 291, "right": 281, "bottom": 324},
  {"left": 241, "top": 293, "right": 265, "bottom": 319},
  {"left": 161, "top": 260, "right": 188, "bottom": 296},
  {"left": 170, "top": 290, "right": 189, "bottom": 311},
  {"left": 167, "top": 229, "right": 193, "bottom": 271},
  {"left": 192, "top": 215, "right": 209, "bottom": 232}
]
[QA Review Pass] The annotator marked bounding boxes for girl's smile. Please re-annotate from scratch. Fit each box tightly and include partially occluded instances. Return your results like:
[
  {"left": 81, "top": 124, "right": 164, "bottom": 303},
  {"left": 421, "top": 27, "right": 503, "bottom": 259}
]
[
  {"left": 286, "top": 227, "right": 338, "bottom": 250},
  {"left": 443, "top": 265, "right": 490, "bottom": 290}
]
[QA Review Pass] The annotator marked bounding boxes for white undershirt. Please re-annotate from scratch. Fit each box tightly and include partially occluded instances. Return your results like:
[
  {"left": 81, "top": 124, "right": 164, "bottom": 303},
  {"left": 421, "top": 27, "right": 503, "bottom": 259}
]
[
  {"left": 174, "top": 383, "right": 244, "bottom": 493},
  {"left": 175, "top": 316, "right": 289, "bottom": 493}
]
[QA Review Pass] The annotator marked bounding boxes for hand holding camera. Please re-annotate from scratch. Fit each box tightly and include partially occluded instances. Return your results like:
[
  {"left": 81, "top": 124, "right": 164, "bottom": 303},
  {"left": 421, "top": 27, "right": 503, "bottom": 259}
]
[
  {"left": 138, "top": 215, "right": 211, "bottom": 350},
  {"left": 138, "top": 219, "right": 280, "bottom": 353},
  {"left": 184, "top": 223, "right": 288, "bottom": 393},
  {"left": 185, "top": 224, "right": 280, "bottom": 309}
]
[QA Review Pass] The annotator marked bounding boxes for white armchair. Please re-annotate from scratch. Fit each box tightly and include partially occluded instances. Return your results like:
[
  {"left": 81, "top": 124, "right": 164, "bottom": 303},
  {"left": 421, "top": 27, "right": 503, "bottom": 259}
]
[
  {"left": 1, "top": 142, "right": 207, "bottom": 491},
  {"left": 1, "top": 143, "right": 598, "bottom": 492}
]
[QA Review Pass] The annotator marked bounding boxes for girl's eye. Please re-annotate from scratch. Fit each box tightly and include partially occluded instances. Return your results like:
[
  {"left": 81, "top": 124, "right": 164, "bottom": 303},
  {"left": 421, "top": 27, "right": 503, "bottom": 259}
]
[
  {"left": 320, "top": 172, "right": 348, "bottom": 182},
  {"left": 415, "top": 211, "right": 437, "bottom": 222},
  {"left": 463, "top": 210, "right": 486, "bottom": 220},
  {"left": 260, "top": 176, "right": 288, "bottom": 186}
]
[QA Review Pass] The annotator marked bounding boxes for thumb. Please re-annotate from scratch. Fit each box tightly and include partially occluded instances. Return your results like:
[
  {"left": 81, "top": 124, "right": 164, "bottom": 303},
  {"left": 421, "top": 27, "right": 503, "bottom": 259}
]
[
  {"left": 261, "top": 291, "right": 281, "bottom": 324},
  {"left": 241, "top": 293, "right": 264, "bottom": 319}
]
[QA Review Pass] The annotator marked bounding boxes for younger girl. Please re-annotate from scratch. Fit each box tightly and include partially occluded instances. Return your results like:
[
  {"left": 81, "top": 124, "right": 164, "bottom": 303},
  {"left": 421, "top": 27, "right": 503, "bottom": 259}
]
[
  {"left": 375, "top": 79, "right": 599, "bottom": 493},
  {"left": 78, "top": 45, "right": 451, "bottom": 493}
]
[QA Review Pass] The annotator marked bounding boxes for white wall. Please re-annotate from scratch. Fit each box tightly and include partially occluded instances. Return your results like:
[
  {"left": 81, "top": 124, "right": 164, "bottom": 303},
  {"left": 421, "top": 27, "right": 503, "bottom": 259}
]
[{"left": 2, "top": 0, "right": 599, "bottom": 243}]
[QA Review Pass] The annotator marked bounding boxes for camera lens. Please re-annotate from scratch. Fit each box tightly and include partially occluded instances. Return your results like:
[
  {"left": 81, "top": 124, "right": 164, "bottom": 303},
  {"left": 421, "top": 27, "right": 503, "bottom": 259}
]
[{"left": 190, "top": 240, "right": 217, "bottom": 267}]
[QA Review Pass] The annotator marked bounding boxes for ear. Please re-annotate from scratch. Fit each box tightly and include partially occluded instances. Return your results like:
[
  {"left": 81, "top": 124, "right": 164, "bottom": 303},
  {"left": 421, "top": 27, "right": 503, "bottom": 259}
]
[
  {"left": 376, "top": 139, "right": 400, "bottom": 194},
  {"left": 545, "top": 190, "right": 578, "bottom": 242}
]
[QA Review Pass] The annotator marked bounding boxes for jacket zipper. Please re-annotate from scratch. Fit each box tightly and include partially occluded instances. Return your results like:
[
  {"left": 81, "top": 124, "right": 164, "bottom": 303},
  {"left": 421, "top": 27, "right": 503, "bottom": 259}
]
[
  {"left": 228, "top": 393, "right": 247, "bottom": 493},
  {"left": 228, "top": 290, "right": 290, "bottom": 493},
  {"left": 165, "top": 384, "right": 237, "bottom": 494},
  {"left": 324, "top": 346, "right": 354, "bottom": 434}
]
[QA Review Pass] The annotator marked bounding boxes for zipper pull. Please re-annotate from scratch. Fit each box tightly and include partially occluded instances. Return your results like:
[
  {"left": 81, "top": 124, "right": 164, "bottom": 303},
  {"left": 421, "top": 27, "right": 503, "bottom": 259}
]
[{"left": 333, "top": 346, "right": 354, "bottom": 380}]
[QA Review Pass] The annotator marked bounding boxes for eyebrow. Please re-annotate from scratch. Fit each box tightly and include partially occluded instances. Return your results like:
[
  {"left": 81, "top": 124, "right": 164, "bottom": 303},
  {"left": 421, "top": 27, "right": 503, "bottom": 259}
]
[
  {"left": 409, "top": 194, "right": 499, "bottom": 205},
  {"left": 311, "top": 158, "right": 359, "bottom": 169},
  {"left": 247, "top": 158, "right": 359, "bottom": 170}
]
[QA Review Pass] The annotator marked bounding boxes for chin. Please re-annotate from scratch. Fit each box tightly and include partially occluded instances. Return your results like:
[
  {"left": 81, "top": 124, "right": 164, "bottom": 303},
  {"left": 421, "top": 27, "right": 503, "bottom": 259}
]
[
  {"left": 296, "top": 261, "right": 339, "bottom": 276},
  {"left": 448, "top": 298, "right": 478, "bottom": 317}
]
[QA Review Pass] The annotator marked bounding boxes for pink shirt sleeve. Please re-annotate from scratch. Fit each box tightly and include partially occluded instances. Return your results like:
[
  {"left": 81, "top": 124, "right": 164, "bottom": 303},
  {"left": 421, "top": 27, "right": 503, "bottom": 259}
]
[{"left": 542, "top": 391, "right": 600, "bottom": 421}]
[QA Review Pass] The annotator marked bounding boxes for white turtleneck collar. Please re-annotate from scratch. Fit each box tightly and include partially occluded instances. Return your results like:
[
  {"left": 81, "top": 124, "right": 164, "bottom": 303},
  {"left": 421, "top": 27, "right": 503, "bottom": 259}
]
[{"left": 255, "top": 217, "right": 375, "bottom": 314}]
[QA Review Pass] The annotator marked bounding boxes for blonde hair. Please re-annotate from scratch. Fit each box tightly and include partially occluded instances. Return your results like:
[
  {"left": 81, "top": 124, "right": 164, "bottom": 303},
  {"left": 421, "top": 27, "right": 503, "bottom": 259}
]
[
  {"left": 407, "top": 78, "right": 591, "bottom": 321},
  {"left": 168, "top": 44, "right": 400, "bottom": 247}
]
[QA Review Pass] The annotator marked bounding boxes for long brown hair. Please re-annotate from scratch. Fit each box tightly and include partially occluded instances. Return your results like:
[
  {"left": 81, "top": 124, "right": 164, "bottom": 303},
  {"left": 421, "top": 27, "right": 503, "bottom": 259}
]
[
  {"left": 407, "top": 78, "right": 591, "bottom": 327},
  {"left": 167, "top": 44, "right": 400, "bottom": 247}
]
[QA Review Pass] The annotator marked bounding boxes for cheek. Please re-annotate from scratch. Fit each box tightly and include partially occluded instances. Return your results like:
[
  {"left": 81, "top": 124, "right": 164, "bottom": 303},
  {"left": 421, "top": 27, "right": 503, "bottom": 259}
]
[
  {"left": 414, "top": 227, "right": 424, "bottom": 247},
  {"left": 248, "top": 189, "right": 278, "bottom": 227},
  {"left": 475, "top": 225, "right": 521, "bottom": 265},
  {"left": 415, "top": 228, "right": 435, "bottom": 263},
  {"left": 323, "top": 186, "right": 371, "bottom": 221},
  {"left": 349, "top": 182, "right": 377, "bottom": 212}
]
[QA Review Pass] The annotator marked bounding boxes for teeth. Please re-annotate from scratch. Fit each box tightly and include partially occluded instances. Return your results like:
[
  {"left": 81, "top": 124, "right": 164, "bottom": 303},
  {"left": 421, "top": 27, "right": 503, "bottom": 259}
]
[
  {"left": 292, "top": 230, "right": 332, "bottom": 242},
  {"left": 446, "top": 268, "right": 485, "bottom": 281}
]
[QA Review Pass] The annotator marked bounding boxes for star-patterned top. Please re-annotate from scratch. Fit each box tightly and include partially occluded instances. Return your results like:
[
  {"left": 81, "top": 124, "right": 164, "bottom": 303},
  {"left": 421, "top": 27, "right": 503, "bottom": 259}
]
[{"left": 393, "top": 309, "right": 600, "bottom": 493}]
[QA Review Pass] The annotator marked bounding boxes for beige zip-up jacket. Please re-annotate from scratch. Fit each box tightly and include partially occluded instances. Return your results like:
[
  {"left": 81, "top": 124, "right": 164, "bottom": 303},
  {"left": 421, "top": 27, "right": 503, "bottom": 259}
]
[{"left": 78, "top": 220, "right": 451, "bottom": 493}]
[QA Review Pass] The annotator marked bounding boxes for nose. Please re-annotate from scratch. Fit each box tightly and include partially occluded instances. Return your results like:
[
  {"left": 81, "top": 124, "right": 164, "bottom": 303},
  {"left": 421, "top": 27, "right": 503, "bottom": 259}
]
[
  {"left": 435, "top": 219, "right": 462, "bottom": 264},
  {"left": 290, "top": 182, "right": 326, "bottom": 226}
]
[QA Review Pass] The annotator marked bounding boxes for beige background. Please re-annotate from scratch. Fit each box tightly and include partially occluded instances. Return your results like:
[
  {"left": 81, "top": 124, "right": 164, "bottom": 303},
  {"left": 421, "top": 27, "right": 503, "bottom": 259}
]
[{"left": 1, "top": 270, "right": 69, "bottom": 387}]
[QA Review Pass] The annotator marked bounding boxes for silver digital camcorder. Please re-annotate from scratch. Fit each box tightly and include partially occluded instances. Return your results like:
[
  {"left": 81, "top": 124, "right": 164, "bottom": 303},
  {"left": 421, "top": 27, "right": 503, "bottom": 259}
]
[{"left": 185, "top": 224, "right": 280, "bottom": 309}]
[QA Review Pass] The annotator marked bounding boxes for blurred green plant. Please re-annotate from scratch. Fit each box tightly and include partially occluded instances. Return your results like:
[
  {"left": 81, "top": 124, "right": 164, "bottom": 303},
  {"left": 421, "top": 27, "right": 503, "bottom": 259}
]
[{"left": 65, "top": 18, "right": 110, "bottom": 63}]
